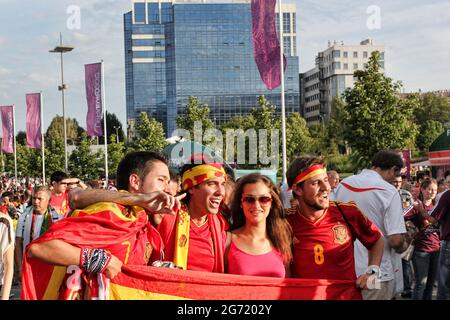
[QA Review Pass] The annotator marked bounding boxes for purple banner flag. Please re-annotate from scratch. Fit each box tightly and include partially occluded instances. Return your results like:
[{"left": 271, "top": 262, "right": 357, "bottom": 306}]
[
  {"left": 251, "top": 0, "right": 287, "bottom": 90},
  {"left": 26, "top": 93, "right": 42, "bottom": 149},
  {"left": 85, "top": 62, "right": 103, "bottom": 137},
  {"left": 1, "top": 106, "right": 14, "bottom": 153}
]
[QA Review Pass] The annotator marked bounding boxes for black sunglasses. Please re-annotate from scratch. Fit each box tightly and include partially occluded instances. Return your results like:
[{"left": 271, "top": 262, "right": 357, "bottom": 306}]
[{"left": 242, "top": 196, "right": 272, "bottom": 205}]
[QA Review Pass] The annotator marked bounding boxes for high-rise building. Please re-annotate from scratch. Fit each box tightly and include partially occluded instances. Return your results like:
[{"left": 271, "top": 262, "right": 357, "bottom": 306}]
[
  {"left": 300, "top": 39, "right": 385, "bottom": 124},
  {"left": 124, "top": 0, "right": 299, "bottom": 137}
]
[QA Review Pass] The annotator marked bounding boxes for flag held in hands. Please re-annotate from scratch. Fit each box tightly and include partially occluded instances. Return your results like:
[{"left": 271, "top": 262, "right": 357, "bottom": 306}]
[
  {"left": 85, "top": 62, "right": 103, "bottom": 137},
  {"left": 26, "top": 93, "right": 42, "bottom": 149},
  {"left": 251, "top": 0, "right": 287, "bottom": 90},
  {"left": 1, "top": 105, "right": 14, "bottom": 153}
]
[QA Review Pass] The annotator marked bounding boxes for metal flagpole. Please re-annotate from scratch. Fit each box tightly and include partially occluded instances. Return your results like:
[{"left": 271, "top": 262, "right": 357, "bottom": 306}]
[
  {"left": 12, "top": 105, "right": 17, "bottom": 180},
  {"left": 40, "top": 92, "right": 46, "bottom": 185},
  {"left": 278, "top": 0, "right": 287, "bottom": 185},
  {"left": 101, "top": 60, "right": 108, "bottom": 185}
]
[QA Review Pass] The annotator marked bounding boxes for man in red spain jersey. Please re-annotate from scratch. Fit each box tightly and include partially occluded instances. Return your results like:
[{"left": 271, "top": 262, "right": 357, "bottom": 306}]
[
  {"left": 23, "top": 151, "right": 184, "bottom": 299},
  {"left": 286, "top": 155, "right": 384, "bottom": 295}
]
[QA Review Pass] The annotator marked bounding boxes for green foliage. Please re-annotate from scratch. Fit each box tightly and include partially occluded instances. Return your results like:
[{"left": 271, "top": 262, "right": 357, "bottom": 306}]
[
  {"left": 131, "top": 112, "right": 168, "bottom": 152},
  {"left": 176, "top": 97, "right": 214, "bottom": 143},
  {"left": 416, "top": 120, "right": 445, "bottom": 152},
  {"left": 325, "top": 154, "right": 357, "bottom": 174},
  {"left": 220, "top": 96, "right": 280, "bottom": 169},
  {"left": 341, "top": 51, "right": 419, "bottom": 167},
  {"left": 46, "top": 116, "right": 83, "bottom": 145},
  {"left": 107, "top": 134, "right": 125, "bottom": 177},
  {"left": 44, "top": 136, "right": 65, "bottom": 176},
  {"left": 69, "top": 132, "right": 102, "bottom": 180},
  {"left": 98, "top": 111, "right": 126, "bottom": 145},
  {"left": 286, "top": 112, "right": 314, "bottom": 161},
  {"left": 413, "top": 93, "right": 450, "bottom": 125},
  {"left": 16, "top": 131, "right": 27, "bottom": 145}
]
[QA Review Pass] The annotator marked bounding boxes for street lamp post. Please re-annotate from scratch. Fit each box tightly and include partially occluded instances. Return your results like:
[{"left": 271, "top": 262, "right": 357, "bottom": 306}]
[
  {"left": 113, "top": 126, "right": 121, "bottom": 143},
  {"left": 50, "top": 33, "right": 74, "bottom": 173}
]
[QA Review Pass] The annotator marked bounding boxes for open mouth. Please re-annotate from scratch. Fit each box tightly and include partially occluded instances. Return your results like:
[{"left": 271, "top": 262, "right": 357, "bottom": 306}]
[{"left": 209, "top": 198, "right": 222, "bottom": 207}]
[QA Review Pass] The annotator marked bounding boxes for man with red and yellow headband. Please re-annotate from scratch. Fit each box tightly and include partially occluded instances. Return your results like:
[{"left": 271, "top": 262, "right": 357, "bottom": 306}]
[
  {"left": 157, "top": 155, "right": 228, "bottom": 272},
  {"left": 286, "top": 155, "right": 384, "bottom": 299}
]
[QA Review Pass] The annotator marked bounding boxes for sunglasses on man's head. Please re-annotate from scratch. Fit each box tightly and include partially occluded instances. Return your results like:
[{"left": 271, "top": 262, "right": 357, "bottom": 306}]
[{"left": 242, "top": 195, "right": 272, "bottom": 205}]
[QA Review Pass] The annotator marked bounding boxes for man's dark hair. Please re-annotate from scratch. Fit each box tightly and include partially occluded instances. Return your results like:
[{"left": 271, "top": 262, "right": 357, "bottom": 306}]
[
  {"left": 169, "top": 168, "right": 180, "bottom": 182},
  {"left": 50, "top": 171, "right": 68, "bottom": 183},
  {"left": 286, "top": 155, "right": 326, "bottom": 188},
  {"left": 116, "top": 151, "right": 168, "bottom": 191},
  {"left": 371, "top": 150, "right": 404, "bottom": 171}
]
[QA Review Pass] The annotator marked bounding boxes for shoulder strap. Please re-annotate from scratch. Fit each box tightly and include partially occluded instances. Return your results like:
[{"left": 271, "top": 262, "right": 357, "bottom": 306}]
[
  {"left": 333, "top": 201, "right": 356, "bottom": 241},
  {"left": 224, "top": 232, "right": 232, "bottom": 272}
]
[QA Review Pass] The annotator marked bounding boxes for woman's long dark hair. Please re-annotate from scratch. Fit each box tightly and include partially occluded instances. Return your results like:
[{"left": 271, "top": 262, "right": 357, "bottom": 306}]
[{"left": 229, "top": 173, "right": 292, "bottom": 265}]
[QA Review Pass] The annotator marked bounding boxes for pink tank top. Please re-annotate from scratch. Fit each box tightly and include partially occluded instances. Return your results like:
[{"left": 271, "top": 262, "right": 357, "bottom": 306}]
[{"left": 227, "top": 241, "right": 286, "bottom": 278}]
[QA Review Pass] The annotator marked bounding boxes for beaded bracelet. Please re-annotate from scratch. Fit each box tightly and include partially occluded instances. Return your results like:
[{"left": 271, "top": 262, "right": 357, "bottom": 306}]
[{"left": 80, "top": 248, "right": 112, "bottom": 274}]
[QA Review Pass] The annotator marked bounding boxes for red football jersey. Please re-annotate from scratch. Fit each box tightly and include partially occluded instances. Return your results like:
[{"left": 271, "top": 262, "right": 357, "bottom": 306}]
[{"left": 288, "top": 202, "right": 381, "bottom": 281}]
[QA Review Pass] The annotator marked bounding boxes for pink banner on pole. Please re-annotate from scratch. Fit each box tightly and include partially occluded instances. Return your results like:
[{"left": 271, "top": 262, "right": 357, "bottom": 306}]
[
  {"left": 85, "top": 62, "right": 103, "bottom": 137},
  {"left": 251, "top": 0, "right": 287, "bottom": 90},
  {"left": 401, "top": 150, "right": 411, "bottom": 180},
  {"left": 1, "top": 106, "right": 14, "bottom": 153},
  {"left": 26, "top": 93, "right": 42, "bottom": 149}
]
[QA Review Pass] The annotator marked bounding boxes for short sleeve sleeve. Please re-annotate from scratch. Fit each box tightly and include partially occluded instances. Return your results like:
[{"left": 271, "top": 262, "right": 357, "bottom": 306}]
[{"left": 339, "top": 203, "right": 382, "bottom": 250}]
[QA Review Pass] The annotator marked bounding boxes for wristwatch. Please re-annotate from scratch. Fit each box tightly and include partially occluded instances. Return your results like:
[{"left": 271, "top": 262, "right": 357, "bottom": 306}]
[{"left": 365, "top": 265, "right": 381, "bottom": 277}]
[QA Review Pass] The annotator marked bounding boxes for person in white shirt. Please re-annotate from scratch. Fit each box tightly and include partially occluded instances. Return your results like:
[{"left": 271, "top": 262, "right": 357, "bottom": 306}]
[
  {"left": 14, "top": 187, "right": 63, "bottom": 280},
  {"left": 334, "top": 150, "right": 408, "bottom": 300}
]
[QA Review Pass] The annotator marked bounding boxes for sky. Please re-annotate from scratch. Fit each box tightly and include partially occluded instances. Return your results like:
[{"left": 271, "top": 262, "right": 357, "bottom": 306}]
[{"left": 0, "top": 0, "right": 449, "bottom": 134}]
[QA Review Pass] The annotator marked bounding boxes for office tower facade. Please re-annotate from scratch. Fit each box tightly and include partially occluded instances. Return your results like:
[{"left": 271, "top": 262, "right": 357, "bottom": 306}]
[
  {"left": 300, "top": 39, "right": 385, "bottom": 124},
  {"left": 124, "top": 0, "right": 299, "bottom": 137}
]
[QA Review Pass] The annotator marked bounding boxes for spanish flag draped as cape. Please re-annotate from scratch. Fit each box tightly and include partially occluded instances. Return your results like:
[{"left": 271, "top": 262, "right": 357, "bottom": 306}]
[{"left": 21, "top": 202, "right": 162, "bottom": 300}]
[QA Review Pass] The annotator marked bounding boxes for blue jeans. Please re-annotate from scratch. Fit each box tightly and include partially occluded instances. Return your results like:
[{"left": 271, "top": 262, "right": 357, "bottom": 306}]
[
  {"left": 412, "top": 250, "right": 440, "bottom": 300},
  {"left": 437, "top": 241, "right": 450, "bottom": 300},
  {"left": 402, "top": 259, "right": 413, "bottom": 293}
]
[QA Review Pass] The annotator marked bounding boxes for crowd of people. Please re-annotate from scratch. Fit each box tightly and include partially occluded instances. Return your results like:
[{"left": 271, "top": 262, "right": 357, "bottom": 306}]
[{"left": 0, "top": 149, "right": 449, "bottom": 300}]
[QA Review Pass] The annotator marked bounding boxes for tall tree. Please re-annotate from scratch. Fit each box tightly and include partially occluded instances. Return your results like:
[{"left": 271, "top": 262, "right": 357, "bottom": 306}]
[
  {"left": 131, "top": 112, "right": 168, "bottom": 152},
  {"left": 44, "top": 136, "right": 65, "bottom": 177},
  {"left": 46, "top": 116, "right": 83, "bottom": 145},
  {"left": 341, "top": 51, "right": 419, "bottom": 167},
  {"left": 416, "top": 120, "right": 445, "bottom": 152},
  {"left": 98, "top": 111, "right": 126, "bottom": 145},
  {"left": 413, "top": 92, "right": 450, "bottom": 125},
  {"left": 176, "top": 96, "right": 214, "bottom": 143},
  {"left": 286, "top": 113, "right": 314, "bottom": 161},
  {"left": 106, "top": 134, "right": 125, "bottom": 178},
  {"left": 69, "top": 132, "right": 102, "bottom": 180},
  {"left": 16, "top": 131, "right": 27, "bottom": 146}
]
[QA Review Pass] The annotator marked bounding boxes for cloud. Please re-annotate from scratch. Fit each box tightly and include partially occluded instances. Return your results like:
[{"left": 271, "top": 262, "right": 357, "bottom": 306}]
[{"left": 27, "top": 73, "right": 58, "bottom": 88}]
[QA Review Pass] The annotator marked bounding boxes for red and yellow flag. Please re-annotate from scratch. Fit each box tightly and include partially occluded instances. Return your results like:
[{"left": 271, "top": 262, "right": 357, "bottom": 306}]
[{"left": 110, "top": 265, "right": 361, "bottom": 300}]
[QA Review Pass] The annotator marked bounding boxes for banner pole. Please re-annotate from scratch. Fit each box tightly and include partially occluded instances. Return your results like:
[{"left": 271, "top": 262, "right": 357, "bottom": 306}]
[
  {"left": 278, "top": 0, "right": 287, "bottom": 185},
  {"left": 12, "top": 105, "right": 17, "bottom": 180},
  {"left": 40, "top": 92, "right": 46, "bottom": 185},
  {"left": 101, "top": 60, "right": 108, "bottom": 186}
]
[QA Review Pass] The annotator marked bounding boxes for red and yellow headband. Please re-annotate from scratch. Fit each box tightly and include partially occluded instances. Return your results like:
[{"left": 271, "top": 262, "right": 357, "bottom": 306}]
[
  {"left": 291, "top": 164, "right": 327, "bottom": 188},
  {"left": 181, "top": 163, "right": 227, "bottom": 191}
]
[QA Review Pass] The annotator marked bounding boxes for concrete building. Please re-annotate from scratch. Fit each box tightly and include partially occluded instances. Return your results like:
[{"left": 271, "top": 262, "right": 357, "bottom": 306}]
[
  {"left": 300, "top": 39, "right": 385, "bottom": 124},
  {"left": 124, "top": 0, "right": 300, "bottom": 137}
]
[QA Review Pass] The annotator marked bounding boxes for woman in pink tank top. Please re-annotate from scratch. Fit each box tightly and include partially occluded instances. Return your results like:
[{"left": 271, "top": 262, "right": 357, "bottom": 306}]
[{"left": 226, "top": 173, "right": 292, "bottom": 277}]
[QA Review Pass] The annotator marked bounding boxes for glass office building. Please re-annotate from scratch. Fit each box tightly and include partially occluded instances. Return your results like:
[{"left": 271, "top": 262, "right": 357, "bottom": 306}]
[{"left": 124, "top": 0, "right": 299, "bottom": 136}]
